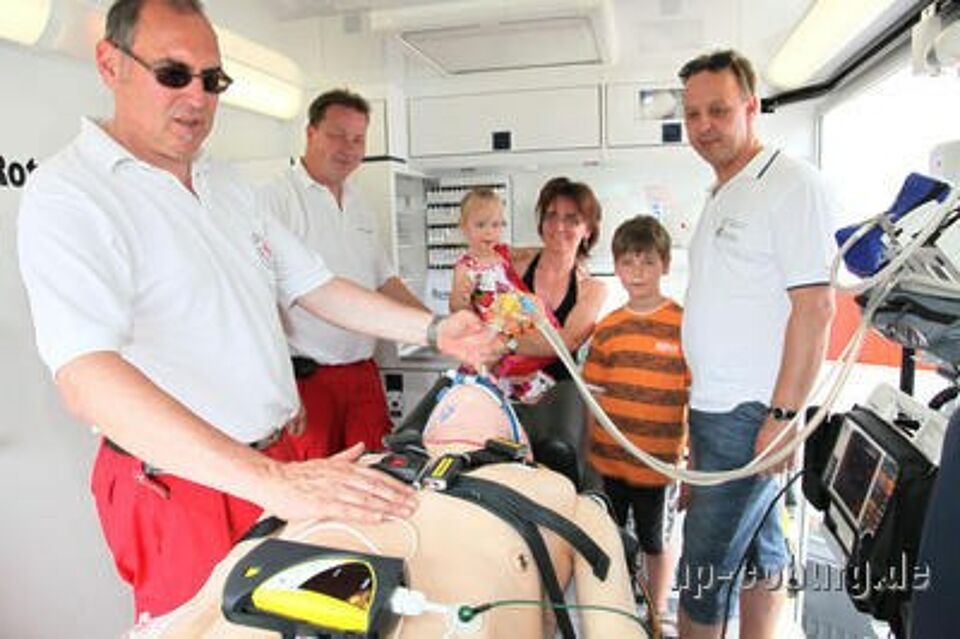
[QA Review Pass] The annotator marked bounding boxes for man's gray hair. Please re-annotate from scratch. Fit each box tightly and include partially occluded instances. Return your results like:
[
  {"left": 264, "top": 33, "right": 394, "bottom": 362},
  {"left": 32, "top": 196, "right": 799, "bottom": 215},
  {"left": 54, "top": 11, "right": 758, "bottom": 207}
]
[{"left": 105, "top": 0, "right": 206, "bottom": 48}]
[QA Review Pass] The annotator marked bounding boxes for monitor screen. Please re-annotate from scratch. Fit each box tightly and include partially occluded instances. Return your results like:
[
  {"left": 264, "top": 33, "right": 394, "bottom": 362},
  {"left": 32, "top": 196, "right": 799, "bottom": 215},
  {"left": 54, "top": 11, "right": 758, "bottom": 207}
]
[
  {"left": 832, "top": 427, "right": 882, "bottom": 521},
  {"left": 299, "top": 561, "right": 374, "bottom": 610}
]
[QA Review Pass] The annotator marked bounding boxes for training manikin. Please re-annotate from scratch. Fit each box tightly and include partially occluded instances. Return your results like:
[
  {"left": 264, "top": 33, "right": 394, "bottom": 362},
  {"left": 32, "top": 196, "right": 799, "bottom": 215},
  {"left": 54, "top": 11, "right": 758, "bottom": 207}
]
[{"left": 130, "top": 381, "right": 644, "bottom": 639}]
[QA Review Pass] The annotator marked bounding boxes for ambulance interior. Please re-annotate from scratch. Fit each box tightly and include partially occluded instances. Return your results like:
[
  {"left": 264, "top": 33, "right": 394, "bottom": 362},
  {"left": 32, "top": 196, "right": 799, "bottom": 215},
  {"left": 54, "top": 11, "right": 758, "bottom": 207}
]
[{"left": 1, "top": 0, "right": 959, "bottom": 637}]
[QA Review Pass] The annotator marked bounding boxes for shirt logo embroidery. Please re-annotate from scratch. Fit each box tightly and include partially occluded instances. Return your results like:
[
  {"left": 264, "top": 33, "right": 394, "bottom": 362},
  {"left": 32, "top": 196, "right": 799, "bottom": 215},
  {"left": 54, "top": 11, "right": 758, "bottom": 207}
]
[
  {"left": 654, "top": 340, "right": 679, "bottom": 354},
  {"left": 715, "top": 216, "right": 746, "bottom": 240},
  {"left": 251, "top": 232, "right": 272, "bottom": 265}
]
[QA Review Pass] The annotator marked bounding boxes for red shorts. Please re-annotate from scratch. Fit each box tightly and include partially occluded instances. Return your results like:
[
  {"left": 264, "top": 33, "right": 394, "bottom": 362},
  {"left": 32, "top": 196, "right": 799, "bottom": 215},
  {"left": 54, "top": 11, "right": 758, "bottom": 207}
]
[
  {"left": 90, "top": 433, "right": 302, "bottom": 618},
  {"left": 293, "top": 358, "right": 393, "bottom": 459}
]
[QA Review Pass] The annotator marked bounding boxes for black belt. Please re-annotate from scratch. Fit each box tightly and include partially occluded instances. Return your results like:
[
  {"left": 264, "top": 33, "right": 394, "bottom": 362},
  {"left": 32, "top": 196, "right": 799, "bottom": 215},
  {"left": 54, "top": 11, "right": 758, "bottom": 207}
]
[
  {"left": 292, "top": 356, "right": 376, "bottom": 380},
  {"left": 104, "top": 427, "right": 284, "bottom": 459},
  {"left": 291, "top": 356, "right": 319, "bottom": 380}
]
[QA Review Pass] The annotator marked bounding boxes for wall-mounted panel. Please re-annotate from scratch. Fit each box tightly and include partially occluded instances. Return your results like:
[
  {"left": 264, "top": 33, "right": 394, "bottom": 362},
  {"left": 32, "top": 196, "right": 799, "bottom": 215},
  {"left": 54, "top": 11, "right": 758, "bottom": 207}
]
[
  {"left": 606, "top": 83, "right": 685, "bottom": 147},
  {"left": 409, "top": 86, "right": 601, "bottom": 157}
]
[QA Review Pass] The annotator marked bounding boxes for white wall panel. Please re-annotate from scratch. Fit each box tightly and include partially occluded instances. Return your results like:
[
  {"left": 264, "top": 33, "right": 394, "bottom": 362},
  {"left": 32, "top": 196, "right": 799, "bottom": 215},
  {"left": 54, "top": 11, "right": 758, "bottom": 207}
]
[{"left": 409, "top": 85, "right": 601, "bottom": 157}]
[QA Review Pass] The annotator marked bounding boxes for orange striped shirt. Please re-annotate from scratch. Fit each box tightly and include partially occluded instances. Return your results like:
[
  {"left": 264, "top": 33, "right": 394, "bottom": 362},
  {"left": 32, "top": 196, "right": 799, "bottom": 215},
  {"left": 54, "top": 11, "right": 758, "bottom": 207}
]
[{"left": 584, "top": 300, "right": 690, "bottom": 486}]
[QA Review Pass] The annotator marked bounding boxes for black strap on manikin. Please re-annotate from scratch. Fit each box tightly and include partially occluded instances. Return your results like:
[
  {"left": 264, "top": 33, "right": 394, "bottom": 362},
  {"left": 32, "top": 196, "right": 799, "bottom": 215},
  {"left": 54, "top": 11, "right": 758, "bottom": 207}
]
[
  {"left": 375, "top": 434, "right": 611, "bottom": 639},
  {"left": 444, "top": 475, "right": 610, "bottom": 639}
]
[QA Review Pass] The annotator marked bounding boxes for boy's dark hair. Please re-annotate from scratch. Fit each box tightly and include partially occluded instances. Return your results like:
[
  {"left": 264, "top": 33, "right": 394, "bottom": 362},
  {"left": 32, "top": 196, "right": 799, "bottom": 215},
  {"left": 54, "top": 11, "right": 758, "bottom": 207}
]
[
  {"left": 677, "top": 49, "right": 757, "bottom": 98},
  {"left": 307, "top": 89, "right": 370, "bottom": 126},
  {"left": 611, "top": 215, "right": 671, "bottom": 264}
]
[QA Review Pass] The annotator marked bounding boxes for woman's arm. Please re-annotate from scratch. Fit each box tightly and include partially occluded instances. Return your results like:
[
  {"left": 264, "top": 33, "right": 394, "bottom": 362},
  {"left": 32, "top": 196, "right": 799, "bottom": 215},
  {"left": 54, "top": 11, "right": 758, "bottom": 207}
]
[{"left": 517, "top": 274, "right": 607, "bottom": 356}]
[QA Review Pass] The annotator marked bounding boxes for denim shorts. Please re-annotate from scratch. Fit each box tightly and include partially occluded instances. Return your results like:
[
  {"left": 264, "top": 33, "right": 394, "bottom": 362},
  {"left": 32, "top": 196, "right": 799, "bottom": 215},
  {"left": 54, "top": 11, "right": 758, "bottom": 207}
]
[{"left": 677, "top": 401, "right": 789, "bottom": 625}]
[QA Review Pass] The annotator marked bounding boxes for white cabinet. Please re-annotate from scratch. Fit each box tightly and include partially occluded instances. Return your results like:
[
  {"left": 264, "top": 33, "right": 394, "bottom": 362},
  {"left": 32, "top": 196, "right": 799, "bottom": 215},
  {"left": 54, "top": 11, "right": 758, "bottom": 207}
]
[
  {"left": 364, "top": 94, "right": 409, "bottom": 160},
  {"left": 350, "top": 160, "right": 429, "bottom": 299},
  {"left": 409, "top": 86, "right": 601, "bottom": 157}
]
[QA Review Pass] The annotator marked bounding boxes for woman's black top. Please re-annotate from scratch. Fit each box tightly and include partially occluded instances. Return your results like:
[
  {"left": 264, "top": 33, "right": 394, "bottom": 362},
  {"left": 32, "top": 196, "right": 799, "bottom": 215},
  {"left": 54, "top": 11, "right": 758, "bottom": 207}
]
[{"left": 522, "top": 252, "right": 578, "bottom": 381}]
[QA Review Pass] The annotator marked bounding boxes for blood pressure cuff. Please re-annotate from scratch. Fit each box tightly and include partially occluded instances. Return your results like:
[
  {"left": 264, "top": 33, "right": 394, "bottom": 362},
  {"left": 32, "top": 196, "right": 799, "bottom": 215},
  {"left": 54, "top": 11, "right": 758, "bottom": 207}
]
[{"left": 860, "top": 285, "right": 960, "bottom": 372}]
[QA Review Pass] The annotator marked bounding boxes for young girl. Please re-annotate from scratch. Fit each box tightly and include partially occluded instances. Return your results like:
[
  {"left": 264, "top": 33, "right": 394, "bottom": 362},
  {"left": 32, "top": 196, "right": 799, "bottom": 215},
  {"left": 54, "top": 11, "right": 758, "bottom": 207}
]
[{"left": 450, "top": 188, "right": 558, "bottom": 403}]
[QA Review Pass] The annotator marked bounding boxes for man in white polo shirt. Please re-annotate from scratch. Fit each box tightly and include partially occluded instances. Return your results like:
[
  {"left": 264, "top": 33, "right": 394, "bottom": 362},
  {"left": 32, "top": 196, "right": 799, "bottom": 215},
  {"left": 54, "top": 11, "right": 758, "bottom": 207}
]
[
  {"left": 260, "top": 89, "right": 426, "bottom": 460},
  {"left": 675, "top": 50, "right": 836, "bottom": 639},
  {"left": 16, "top": 0, "right": 498, "bottom": 621}
]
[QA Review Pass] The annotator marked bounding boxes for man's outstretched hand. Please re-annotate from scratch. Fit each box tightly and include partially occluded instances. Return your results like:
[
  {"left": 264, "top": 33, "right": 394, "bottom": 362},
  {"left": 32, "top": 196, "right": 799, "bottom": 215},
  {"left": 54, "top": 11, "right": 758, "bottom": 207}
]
[
  {"left": 437, "top": 311, "right": 504, "bottom": 370},
  {"left": 259, "top": 443, "right": 418, "bottom": 523}
]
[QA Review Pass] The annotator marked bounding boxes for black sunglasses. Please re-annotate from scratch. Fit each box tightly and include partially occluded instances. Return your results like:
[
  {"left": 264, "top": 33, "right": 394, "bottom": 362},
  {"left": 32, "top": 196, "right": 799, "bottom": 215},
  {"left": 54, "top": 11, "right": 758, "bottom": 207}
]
[{"left": 110, "top": 40, "right": 233, "bottom": 94}]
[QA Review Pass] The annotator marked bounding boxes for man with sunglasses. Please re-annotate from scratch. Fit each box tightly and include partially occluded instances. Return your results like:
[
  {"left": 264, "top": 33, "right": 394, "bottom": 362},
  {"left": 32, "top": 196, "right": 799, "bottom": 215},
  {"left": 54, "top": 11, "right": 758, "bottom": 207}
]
[
  {"left": 260, "top": 89, "right": 428, "bottom": 463},
  {"left": 675, "top": 49, "right": 836, "bottom": 638},
  {"left": 17, "top": 0, "right": 500, "bottom": 621}
]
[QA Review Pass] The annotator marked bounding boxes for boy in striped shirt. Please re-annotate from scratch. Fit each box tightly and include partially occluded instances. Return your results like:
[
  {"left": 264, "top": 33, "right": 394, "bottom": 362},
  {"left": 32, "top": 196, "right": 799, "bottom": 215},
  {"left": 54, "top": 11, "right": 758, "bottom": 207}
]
[{"left": 584, "top": 215, "right": 690, "bottom": 625}]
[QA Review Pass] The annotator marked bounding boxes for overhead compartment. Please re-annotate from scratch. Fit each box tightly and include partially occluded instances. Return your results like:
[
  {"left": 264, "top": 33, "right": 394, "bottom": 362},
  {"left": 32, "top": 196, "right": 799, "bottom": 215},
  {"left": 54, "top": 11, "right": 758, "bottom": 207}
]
[
  {"left": 408, "top": 85, "right": 601, "bottom": 158},
  {"left": 371, "top": 0, "right": 618, "bottom": 74}
]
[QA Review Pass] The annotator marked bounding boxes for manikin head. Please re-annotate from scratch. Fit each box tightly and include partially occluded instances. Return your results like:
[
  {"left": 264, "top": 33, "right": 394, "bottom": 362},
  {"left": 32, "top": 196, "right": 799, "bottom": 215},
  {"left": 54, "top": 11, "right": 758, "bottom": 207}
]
[{"left": 422, "top": 383, "right": 531, "bottom": 457}]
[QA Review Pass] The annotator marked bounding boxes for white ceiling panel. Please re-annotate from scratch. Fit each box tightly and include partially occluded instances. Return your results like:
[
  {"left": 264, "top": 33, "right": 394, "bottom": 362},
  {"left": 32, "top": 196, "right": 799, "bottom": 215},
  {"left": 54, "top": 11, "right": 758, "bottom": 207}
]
[{"left": 401, "top": 16, "right": 604, "bottom": 74}]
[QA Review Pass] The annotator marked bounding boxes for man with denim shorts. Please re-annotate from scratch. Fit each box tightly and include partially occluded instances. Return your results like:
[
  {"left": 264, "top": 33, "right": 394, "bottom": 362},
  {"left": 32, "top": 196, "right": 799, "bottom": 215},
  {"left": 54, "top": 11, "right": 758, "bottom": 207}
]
[{"left": 676, "top": 49, "right": 837, "bottom": 638}]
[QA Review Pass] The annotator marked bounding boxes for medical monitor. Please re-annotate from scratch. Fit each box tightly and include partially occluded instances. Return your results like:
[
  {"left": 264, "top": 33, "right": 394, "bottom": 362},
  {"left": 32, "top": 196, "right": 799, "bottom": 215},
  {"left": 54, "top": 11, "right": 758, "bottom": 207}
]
[{"left": 823, "top": 414, "right": 900, "bottom": 555}]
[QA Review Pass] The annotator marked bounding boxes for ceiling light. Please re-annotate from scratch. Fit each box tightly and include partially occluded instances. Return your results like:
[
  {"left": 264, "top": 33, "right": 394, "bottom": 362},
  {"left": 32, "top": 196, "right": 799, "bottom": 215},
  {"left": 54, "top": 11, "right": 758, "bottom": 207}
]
[
  {"left": 1, "top": 0, "right": 52, "bottom": 46},
  {"left": 767, "top": 0, "right": 901, "bottom": 89}
]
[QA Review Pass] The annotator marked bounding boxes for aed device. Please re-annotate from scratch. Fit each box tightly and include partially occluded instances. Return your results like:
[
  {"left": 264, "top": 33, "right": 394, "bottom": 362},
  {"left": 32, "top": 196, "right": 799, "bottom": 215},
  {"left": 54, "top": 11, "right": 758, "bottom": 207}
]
[
  {"left": 223, "top": 539, "right": 405, "bottom": 638},
  {"left": 805, "top": 385, "right": 946, "bottom": 635}
]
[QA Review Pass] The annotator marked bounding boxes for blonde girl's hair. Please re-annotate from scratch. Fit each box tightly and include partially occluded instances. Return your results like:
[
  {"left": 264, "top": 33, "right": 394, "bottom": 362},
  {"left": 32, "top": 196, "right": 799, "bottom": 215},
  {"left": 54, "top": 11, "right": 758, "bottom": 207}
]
[{"left": 459, "top": 187, "right": 503, "bottom": 226}]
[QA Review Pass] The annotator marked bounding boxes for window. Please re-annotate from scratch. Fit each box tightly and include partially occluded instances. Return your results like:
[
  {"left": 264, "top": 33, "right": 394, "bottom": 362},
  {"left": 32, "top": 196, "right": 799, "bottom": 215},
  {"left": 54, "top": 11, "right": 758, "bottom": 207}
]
[{"left": 822, "top": 65, "right": 960, "bottom": 225}]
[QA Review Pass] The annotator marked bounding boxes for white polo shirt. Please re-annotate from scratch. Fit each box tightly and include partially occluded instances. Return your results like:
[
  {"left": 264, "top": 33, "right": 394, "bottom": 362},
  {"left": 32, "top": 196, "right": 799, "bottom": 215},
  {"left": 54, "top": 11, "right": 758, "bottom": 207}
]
[
  {"left": 17, "top": 118, "right": 332, "bottom": 443},
  {"left": 683, "top": 147, "right": 838, "bottom": 412},
  {"left": 260, "top": 162, "right": 396, "bottom": 364}
]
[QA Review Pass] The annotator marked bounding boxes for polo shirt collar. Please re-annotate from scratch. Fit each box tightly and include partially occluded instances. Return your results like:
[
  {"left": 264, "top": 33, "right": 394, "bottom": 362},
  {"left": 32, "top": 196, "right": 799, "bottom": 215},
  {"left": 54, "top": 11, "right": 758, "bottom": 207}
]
[
  {"left": 745, "top": 146, "right": 780, "bottom": 181},
  {"left": 708, "top": 146, "right": 780, "bottom": 195},
  {"left": 78, "top": 116, "right": 211, "bottom": 176},
  {"left": 292, "top": 158, "right": 355, "bottom": 207}
]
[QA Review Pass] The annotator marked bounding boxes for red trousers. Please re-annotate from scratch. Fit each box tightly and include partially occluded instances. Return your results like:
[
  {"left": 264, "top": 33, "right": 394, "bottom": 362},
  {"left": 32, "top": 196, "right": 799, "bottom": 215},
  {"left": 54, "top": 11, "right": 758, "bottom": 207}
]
[
  {"left": 293, "top": 358, "right": 393, "bottom": 459},
  {"left": 90, "top": 433, "right": 303, "bottom": 618}
]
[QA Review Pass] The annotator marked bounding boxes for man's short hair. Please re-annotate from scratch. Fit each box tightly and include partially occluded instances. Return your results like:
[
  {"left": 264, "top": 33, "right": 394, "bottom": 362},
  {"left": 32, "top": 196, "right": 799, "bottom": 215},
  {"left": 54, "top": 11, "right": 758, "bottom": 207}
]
[
  {"left": 535, "top": 177, "right": 602, "bottom": 258},
  {"left": 677, "top": 49, "right": 757, "bottom": 98},
  {"left": 611, "top": 215, "right": 672, "bottom": 264},
  {"left": 106, "top": 0, "right": 205, "bottom": 49},
  {"left": 307, "top": 89, "right": 370, "bottom": 126}
]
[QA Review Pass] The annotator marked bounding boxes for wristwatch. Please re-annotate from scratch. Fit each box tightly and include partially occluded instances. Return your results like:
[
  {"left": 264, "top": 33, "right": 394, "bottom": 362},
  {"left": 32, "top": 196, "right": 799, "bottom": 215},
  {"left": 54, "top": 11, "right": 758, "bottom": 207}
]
[
  {"left": 426, "top": 315, "right": 445, "bottom": 351},
  {"left": 769, "top": 406, "right": 798, "bottom": 422}
]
